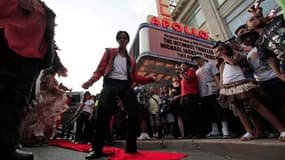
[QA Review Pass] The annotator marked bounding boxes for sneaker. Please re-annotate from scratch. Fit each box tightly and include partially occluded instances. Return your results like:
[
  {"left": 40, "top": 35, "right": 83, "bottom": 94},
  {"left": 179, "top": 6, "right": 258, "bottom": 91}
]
[
  {"left": 222, "top": 128, "right": 230, "bottom": 136},
  {"left": 166, "top": 134, "right": 175, "bottom": 139},
  {"left": 153, "top": 132, "right": 159, "bottom": 138},
  {"left": 137, "top": 133, "right": 150, "bottom": 140},
  {"left": 222, "top": 128, "right": 232, "bottom": 139},
  {"left": 206, "top": 131, "right": 222, "bottom": 139}
]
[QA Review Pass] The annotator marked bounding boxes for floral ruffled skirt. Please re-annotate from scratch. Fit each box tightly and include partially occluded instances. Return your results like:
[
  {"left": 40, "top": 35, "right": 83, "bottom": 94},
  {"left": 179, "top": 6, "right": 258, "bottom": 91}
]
[{"left": 218, "top": 80, "right": 258, "bottom": 115}]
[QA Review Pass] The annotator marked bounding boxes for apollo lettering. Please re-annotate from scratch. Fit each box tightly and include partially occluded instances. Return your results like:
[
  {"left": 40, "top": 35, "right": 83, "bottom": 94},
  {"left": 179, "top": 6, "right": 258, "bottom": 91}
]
[{"left": 150, "top": 16, "right": 209, "bottom": 40}]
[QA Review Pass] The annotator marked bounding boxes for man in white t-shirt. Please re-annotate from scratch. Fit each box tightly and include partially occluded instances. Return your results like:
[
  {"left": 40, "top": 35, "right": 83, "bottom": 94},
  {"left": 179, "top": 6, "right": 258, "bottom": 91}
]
[{"left": 193, "top": 56, "right": 230, "bottom": 138}]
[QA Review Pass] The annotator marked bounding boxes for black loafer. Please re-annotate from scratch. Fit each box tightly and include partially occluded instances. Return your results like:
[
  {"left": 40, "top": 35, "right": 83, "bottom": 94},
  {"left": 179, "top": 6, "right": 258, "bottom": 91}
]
[
  {"left": 85, "top": 151, "right": 104, "bottom": 159},
  {"left": 85, "top": 151, "right": 115, "bottom": 159},
  {"left": 125, "top": 150, "right": 138, "bottom": 154},
  {"left": 9, "top": 149, "right": 34, "bottom": 160}
]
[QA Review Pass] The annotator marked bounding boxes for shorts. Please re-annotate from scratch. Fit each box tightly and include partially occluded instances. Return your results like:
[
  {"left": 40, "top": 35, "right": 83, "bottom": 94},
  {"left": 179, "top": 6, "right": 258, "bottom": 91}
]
[
  {"left": 149, "top": 114, "right": 161, "bottom": 126},
  {"left": 139, "top": 105, "right": 150, "bottom": 120},
  {"left": 160, "top": 113, "right": 175, "bottom": 124}
]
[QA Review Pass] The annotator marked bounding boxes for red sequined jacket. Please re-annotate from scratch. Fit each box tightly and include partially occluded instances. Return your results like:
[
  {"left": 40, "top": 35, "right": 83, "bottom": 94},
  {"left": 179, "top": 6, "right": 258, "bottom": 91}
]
[{"left": 88, "top": 48, "right": 155, "bottom": 85}]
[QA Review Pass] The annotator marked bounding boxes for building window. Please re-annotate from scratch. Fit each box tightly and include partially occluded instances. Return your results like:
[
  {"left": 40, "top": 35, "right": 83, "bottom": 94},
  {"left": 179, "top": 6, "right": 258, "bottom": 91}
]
[
  {"left": 169, "top": 0, "right": 179, "bottom": 13},
  {"left": 216, "top": 0, "right": 227, "bottom": 6},
  {"left": 226, "top": 0, "right": 278, "bottom": 35},
  {"left": 188, "top": 7, "right": 205, "bottom": 27}
]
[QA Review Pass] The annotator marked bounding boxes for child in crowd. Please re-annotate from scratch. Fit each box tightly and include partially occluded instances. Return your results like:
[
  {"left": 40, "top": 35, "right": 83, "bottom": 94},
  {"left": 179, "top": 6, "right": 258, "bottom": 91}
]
[
  {"left": 148, "top": 87, "right": 161, "bottom": 138},
  {"left": 213, "top": 42, "right": 285, "bottom": 141}
]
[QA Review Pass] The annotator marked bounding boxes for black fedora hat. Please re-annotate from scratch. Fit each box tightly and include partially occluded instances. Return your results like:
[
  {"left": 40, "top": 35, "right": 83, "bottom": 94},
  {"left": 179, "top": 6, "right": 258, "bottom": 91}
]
[{"left": 191, "top": 55, "right": 204, "bottom": 61}]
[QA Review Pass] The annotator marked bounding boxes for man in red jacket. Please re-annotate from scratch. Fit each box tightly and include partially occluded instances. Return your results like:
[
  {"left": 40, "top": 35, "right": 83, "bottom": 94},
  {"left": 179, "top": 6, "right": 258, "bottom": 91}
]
[
  {"left": 0, "top": 1, "right": 58, "bottom": 159},
  {"left": 82, "top": 31, "right": 156, "bottom": 159}
]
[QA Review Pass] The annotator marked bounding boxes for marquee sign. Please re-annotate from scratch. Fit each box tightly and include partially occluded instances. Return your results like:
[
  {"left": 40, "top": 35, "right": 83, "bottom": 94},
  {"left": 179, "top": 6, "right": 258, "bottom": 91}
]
[
  {"left": 148, "top": 16, "right": 209, "bottom": 40},
  {"left": 138, "top": 25, "right": 215, "bottom": 63}
]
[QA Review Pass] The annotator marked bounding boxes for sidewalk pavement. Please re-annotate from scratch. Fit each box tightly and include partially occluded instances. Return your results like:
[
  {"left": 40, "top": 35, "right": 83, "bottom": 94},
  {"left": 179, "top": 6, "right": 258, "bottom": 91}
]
[
  {"left": 116, "top": 138, "right": 285, "bottom": 160},
  {"left": 24, "top": 138, "right": 285, "bottom": 160}
]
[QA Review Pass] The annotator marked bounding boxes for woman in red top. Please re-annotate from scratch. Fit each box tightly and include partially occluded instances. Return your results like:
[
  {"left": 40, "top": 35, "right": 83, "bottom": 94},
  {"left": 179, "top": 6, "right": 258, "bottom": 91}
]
[{"left": 180, "top": 62, "right": 204, "bottom": 138}]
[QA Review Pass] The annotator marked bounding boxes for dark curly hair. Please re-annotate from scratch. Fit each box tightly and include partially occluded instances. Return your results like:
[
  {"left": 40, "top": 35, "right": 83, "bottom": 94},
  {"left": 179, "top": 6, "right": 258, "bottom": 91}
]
[
  {"left": 116, "top": 31, "right": 130, "bottom": 42},
  {"left": 212, "top": 41, "right": 234, "bottom": 57}
]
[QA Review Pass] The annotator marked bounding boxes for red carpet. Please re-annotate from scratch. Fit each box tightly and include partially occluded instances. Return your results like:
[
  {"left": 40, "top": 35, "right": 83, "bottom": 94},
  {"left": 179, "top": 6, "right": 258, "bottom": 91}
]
[{"left": 49, "top": 139, "right": 188, "bottom": 160}]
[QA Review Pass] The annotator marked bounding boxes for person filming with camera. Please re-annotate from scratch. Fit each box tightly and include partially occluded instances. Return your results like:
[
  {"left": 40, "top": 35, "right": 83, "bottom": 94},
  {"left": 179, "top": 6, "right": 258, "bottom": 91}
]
[{"left": 179, "top": 62, "right": 204, "bottom": 138}]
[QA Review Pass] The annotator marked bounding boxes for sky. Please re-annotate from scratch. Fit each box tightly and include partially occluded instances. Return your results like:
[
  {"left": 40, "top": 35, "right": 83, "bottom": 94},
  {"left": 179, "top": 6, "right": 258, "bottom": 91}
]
[{"left": 44, "top": 0, "right": 158, "bottom": 94}]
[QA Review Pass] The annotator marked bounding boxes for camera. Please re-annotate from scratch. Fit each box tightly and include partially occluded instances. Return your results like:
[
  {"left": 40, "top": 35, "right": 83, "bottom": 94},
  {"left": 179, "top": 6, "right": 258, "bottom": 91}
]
[
  {"left": 136, "top": 87, "right": 151, "bottom": 108},
  {"left": 248, "top": 0, "right": 264, "bottom": 12},
  {"left": 175, "top": 64, "right": 181, "bottom": 74}
]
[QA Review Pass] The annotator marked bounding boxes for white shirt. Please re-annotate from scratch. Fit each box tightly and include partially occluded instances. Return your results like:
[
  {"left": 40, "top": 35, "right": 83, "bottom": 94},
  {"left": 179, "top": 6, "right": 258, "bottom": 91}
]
[
  {"left": 223, "top": 63, "right": 245, "bottom": 84},
  {"left": 108, "top": 53, "right": 128, "bottom": 80},
  {"left": 196, "top": 62, "right": 219, "bottom": 97},
  {"left": 247, "top": 47, "right": 277, "bottom": 82},
  {"left": 82, "top": 99, "right": 94, "bottom": 114},
  {"left": 148, "top": 94, "right": 161, "bottom": 114}
]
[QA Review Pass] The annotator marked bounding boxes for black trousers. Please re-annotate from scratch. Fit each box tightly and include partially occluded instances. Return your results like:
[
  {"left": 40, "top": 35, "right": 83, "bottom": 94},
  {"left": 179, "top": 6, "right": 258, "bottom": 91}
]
[
  {"left": 75, "top": 111, "right": 92, "bottom": 142},
  {"left": 0, "top": 30, "right": 43, "bottom": 153},
  {"left": 91, "top": 78, "right": 139, "bottom": 153},
  {"left": 259, "top": 78, "right": 285, "bottom": 125},
  {"left": 200, "top": 95, "right": 222, "bottom": 124},
  {"left": 182, "top": 94, "right": 205, "bottom": 135}
]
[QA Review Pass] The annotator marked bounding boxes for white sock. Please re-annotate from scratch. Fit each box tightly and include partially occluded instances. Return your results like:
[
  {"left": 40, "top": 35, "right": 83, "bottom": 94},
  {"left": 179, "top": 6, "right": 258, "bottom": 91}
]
[
  {"left": 221, "top": 121, "right": 229, "bottom": 135},
  {"left": 221, "top": 121, "right": 228, "bottom": 129},
  {"left": 211, "top": 123, "right": 219, "bottom": 133}
]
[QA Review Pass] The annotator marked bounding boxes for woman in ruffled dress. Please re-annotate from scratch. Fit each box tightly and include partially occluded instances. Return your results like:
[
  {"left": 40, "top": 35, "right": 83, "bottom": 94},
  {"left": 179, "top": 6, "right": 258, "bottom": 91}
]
[{"left": 21, "top": 66, "right": 69, "bottom": 146}]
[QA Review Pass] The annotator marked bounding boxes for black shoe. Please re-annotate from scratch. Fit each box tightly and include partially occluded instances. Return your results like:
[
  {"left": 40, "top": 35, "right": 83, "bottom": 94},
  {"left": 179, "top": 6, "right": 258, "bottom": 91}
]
[
  {"left": 85, "top": 151, "right": 104, "bottom": 159},
  {"left": 192, "top": 134, "right": 204, "bottom": 139},
  {"left": 125, "top": 150, "right": 138, "bottom": 154},
  {"left": 85, "top": 151, "right": 114, "bottom": 159},
  {"left": 16, "top": 144, "right": 23, "bottom": 149},
  {"left": 105, "top": 140, "right": 114, "bottom": 146},
  {"left": 184, "top": 134, "right": 193, "bottom": 139},
  {"left": 9, "top": 149, "right": 33, "bottom": 160},
  {"left": 206, "top": 133, "right": 222, "bottom": 139}
]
